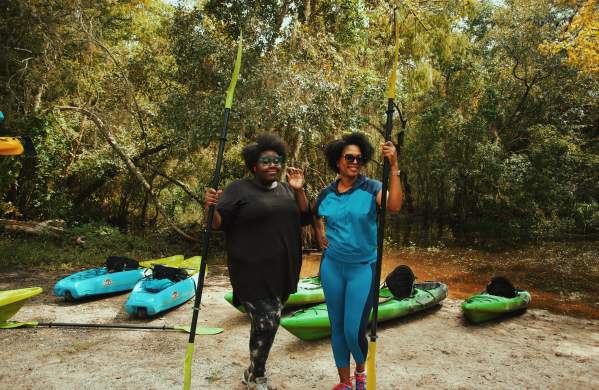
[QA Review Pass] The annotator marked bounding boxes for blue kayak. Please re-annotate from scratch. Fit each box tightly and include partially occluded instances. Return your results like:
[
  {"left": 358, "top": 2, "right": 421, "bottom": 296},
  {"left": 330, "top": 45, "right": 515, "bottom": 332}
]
[
  {"left": 53, "top": 255, "right": 184, "bottom": 300},
  {"left": 124, "top": 256, "right": 203, "bottom": 318}
]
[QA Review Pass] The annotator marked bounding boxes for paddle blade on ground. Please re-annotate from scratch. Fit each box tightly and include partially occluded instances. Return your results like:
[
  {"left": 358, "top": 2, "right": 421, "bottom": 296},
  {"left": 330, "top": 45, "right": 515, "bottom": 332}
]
[{"left": 0, "top": 321, "right": 38, "bottom": 329}]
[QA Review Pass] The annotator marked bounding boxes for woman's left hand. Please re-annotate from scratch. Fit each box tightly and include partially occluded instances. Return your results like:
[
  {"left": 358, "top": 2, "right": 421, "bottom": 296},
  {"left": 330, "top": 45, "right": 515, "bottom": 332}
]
[
  {"left": 381, "top": 141, "right": 398, "bottom": 167},
  {"left": 286, "top": 167, "right": 305, "bottom": 190}
]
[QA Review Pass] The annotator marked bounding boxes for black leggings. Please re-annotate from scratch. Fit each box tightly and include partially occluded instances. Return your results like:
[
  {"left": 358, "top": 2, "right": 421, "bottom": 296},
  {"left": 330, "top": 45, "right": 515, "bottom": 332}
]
[{"left": 241, "top": 297, "right": 283, "bottom": 378}]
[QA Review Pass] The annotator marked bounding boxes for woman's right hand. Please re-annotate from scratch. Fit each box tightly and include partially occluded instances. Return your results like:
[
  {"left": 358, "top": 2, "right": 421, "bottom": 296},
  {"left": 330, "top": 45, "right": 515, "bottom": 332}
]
[{"left": 204, "top": 188, "right": 222, "bottom": 210}]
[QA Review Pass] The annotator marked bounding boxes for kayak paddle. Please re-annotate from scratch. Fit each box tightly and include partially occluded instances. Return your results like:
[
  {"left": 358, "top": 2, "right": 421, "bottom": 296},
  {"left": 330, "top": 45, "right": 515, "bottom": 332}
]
[
  {"left": 366, "top": 9, "right": 400, "bottom": 389},
  {"left": 0, "top": 320, "right": 223, "bottom": 335},
  {"left": 182, "top": 32, "right": 243, "bottom": 390}
]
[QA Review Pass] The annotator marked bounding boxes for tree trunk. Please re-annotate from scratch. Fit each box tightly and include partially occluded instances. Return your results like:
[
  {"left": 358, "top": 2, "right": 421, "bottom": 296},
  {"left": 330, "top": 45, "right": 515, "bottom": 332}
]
[
  {"left": 32, "top": 84, "right": 44, "bottom": 113},
  {"left": 304, "top": 0, "right": 312, "bottom": 23},
  {"left": 267, "top": 0, "right": 291, "bottom": 50},
  {"left": 58, "top": 106, "right": 198, "bottom": 242},
  {"left": 140, "top": 174, "right": 155, "bottom": 228}
]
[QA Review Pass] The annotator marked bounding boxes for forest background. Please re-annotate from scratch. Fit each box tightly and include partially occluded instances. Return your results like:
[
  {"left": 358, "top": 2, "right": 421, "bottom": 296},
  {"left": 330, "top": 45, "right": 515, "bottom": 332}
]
[{"left": 1, "top": 0, "right": 597, "bottom": 269}]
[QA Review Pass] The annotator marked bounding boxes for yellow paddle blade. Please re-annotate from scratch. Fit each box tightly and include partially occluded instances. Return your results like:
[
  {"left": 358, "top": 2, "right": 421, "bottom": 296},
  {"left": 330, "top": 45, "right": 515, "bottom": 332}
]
[
  {"left": 386, "top": 10, "right": 400, "bottom": 100},
  {"left": 183, "top": 342, "right": 195, "bottom": 390},
  {"left": 366, "top": 340, "right": 377, "bottom": 389},
  {"left": 225, "top": 32, "right": 243, "bottom": 109}
]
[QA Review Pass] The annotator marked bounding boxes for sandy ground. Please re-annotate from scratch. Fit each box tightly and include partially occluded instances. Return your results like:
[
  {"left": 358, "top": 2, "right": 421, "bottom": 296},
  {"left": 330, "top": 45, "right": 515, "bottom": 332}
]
[{"left": 1, "top": 267, "right": 598, "bottom": 390}]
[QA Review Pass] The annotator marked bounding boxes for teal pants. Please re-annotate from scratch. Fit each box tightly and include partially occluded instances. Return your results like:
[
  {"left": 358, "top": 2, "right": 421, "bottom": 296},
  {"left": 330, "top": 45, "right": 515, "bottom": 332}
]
[{"left": 320, "top": 255, "right": 375, "bottom": 368}]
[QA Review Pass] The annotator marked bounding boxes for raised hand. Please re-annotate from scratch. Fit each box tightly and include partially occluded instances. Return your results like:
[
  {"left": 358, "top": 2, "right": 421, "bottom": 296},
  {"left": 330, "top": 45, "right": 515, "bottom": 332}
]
[{"left": 286, "top": 167, "right": 305, "bottom": 191}]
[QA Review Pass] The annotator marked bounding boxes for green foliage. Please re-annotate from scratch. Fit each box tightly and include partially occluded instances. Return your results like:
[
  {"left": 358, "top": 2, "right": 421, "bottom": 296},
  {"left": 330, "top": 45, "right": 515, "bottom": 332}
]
[
  {"left": 0, "top": 222, "right": 191, "bottom": 271},
  {"left": 575, "top": 201, "right": 599, "bottom": 233},
  {"left": 0, "top": 0, "right": 597, "bottom": 244}
]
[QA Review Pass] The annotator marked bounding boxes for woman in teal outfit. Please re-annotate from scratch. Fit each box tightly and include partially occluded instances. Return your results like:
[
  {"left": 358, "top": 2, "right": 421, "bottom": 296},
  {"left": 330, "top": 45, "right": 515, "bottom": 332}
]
[{"left": 313, "top": 132, "right": 403, "bottom": 390}]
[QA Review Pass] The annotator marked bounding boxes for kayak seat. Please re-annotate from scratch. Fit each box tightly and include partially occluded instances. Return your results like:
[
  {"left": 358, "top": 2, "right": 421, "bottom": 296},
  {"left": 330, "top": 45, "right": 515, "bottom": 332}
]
[
  {"left": 143, "top": 278, "right": 174, "bottom": 292},
  {"left": 297, "top": 277, "right": 322, "bottom": 290},
  {"left": 385, "top": 265, "right": 415, "bottom": 299},
  {"left": 414, "top": 281, "right": 441, "bottom": 291},
  {"left": 152, "top": 264, "right": 188, "bottom": 282},
  {"left": 486, "top": 276, "right": 517, "bottom": 298},
  {"left": 106, "top": 256, "right": 139, "bottom": 272}
]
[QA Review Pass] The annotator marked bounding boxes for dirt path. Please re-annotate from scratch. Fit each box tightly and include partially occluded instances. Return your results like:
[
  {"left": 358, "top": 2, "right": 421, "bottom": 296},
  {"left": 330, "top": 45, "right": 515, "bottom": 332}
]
[{"left": 1, "top": 268, "right": 597, "bottom": 390}]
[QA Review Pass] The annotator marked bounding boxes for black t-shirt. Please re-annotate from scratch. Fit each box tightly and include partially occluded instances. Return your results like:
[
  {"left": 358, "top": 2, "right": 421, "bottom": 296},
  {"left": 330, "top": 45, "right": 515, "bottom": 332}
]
[{"left": 217, "top": 178, "right": 310, "bottom": 305}]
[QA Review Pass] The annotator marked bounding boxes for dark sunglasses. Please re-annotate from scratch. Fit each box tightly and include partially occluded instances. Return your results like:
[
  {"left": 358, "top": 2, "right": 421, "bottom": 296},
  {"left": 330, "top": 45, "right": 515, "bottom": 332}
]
[
  {"left": 343, "top": 154, "right": 365, "bottom": 164},
  {"left": 257, "top": 156, "right": 284, "bottom": 166}
]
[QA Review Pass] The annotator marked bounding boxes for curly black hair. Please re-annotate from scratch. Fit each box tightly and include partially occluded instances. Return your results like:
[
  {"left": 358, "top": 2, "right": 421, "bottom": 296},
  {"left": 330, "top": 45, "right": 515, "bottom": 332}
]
[
  {"left": 241, "top": 133, "right": 288, "bottom": 171},
  {"left": 324, "top": 132, "right": 374, "bottom": 173}
]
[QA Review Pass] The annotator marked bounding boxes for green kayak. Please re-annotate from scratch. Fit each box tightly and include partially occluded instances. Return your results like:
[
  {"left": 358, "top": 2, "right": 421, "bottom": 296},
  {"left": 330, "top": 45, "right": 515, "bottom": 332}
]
[
  {"left": 462, "top": 290, "right": 531, "bottom": 323},
  {"left": 0, "top": 287, "right": 43, "bottom": 324},
  {"left": 224, "top": 276, "right": 324, "bottom": 313},
  {"left": 280, "top": 281, "right": 448, "bottom": 341}
]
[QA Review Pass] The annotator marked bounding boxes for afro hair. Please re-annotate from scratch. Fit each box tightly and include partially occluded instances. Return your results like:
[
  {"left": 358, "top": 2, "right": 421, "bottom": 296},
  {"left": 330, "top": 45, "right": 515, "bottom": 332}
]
[
  {"left": 241, "top": 133, "right": 288, "bottom": 171},
  {"left": 324, "top": 132, "right": 374, "bottom": 173}
]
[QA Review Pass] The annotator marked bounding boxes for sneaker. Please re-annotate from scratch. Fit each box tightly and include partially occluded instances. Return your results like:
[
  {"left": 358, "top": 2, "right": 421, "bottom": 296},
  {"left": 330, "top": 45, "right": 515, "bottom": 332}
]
[
  {"left": 250, "top": 377, "right": 269, "bottom": 390},
  {"left": 354, "top": 371, "right": 366, "bottom": 390},
  {"left": 242, "top": 369, "right": 277, "bottom": 390},
  {"left": 331, "top": 383, "right": 352, "bottom": 390}
]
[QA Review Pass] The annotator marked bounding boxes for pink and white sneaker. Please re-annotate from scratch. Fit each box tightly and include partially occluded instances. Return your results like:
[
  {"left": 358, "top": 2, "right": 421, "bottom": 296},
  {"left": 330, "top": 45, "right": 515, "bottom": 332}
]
[
  {"left": 331, "top": 383, "right": 352, "bottom": 390},
  {"left": 354, "top": 371, "right": 367, "bottom": 390}
]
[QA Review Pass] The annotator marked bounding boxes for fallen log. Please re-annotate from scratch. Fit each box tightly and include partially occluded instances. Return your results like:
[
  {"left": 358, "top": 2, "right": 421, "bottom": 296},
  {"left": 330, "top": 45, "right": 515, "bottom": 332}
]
[{"left": 0, "top": 219, "right": 65, "bottom": 237}]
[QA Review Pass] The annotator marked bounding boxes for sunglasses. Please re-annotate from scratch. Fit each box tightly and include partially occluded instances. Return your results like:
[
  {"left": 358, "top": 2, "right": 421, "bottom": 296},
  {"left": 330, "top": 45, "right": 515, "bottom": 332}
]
[
  {"left": 257, "top": 156, "right": 284, "bottom": 166},
  {"left": 343, "top": 154, "right": 365, "bottom": 164}
]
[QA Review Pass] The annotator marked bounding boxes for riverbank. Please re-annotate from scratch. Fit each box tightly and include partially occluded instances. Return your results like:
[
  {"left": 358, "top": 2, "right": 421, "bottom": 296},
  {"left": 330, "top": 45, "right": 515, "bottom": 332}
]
[
  {"left": 301, "top": 243, "right": 599, "bottom": 319},
  {"left": 2, "top": 259, "right": 599, "bottom": 389}
]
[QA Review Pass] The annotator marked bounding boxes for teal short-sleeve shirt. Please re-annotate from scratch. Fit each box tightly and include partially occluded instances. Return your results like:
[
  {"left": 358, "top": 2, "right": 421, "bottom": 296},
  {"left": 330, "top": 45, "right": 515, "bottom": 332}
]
[{"left": 315, "top": 175, "right": 382, "bottom": 263}]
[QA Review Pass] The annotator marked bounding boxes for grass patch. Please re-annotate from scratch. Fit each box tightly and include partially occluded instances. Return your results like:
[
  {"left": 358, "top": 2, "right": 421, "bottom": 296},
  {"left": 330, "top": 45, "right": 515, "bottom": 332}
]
[{"left": 0, "top": 222, "right": 202, "bottom": 271}]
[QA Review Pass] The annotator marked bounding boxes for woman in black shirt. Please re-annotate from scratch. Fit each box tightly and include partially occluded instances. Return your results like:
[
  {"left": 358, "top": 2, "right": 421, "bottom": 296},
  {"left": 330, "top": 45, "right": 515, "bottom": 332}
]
[{"left": 204, "top": 133, "right": 309, "bottom": 390}]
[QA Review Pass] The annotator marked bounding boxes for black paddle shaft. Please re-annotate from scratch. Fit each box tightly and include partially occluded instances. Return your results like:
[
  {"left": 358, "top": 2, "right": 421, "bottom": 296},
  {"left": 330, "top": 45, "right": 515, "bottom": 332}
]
[
  {"left": 187, "top": 108, "right": 231, "bottom": 344},
  {"left": 369, "top": 98, "right": 395, "bottom": 342},
  {"left": 37, "top": 322, "right": 180, "bottom": 331}
]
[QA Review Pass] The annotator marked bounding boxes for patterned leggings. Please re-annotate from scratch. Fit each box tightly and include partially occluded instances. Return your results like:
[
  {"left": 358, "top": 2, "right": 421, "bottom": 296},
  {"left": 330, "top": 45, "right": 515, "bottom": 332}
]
[{"left": 241, "top": 297, "right": 283, "bottom": 378}]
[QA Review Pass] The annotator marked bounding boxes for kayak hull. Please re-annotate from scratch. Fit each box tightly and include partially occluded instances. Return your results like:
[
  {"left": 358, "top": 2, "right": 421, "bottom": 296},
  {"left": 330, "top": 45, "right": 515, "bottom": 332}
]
[
  {"left": 224, "top": 276, "right": 325, "bottom": 313},
  {"left": 0, "top": 287, "right": 43, "bottom": 323},
  {"left": 462, "top": 290, "right": 531, "bottom": 323},
  {"left": 124, "top": 256, "right": 202, "bottom": 317},
  {"left": 53, "top": 255, "right": 184, "bottom": 300},
  {"left": 125, "top": 274, "right": 198, "bottom": 317},
  {"left": 54, "top": 268, "right": 146, "bottom": 300},
  {"left": 281, "top": 282, "right": 448, "bottom": 341}
]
